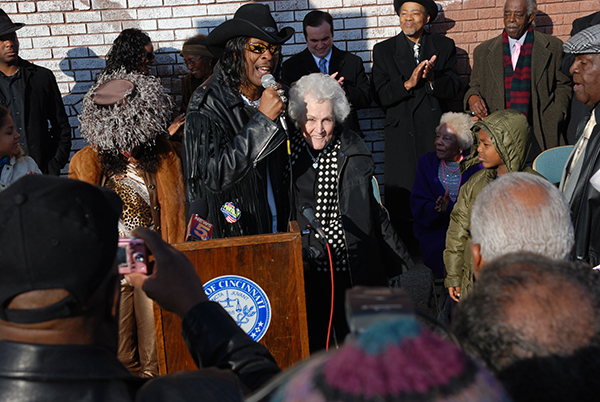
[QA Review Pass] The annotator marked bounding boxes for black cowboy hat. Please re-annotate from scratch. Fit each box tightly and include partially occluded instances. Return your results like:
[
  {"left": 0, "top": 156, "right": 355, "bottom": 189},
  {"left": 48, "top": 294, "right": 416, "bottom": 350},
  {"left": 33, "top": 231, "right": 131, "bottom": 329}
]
[
  {"left": 0, "top": 9, "right": 24, "bottom": 37},
  {"left": 206, "top": 3, "right": 294, "bottom": 58},
  {"left": 394, "top": 0, "right": 439, "bottom": 22}
]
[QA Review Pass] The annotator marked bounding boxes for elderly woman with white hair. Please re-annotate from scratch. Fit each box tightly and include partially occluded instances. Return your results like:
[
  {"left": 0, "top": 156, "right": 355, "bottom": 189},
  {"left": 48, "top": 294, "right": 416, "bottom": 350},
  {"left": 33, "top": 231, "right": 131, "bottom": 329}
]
[
  {"left": 410, "top": 112, "right": 482, "bottom": 278},
  {"left": 288, "top": 73, "right": 412, "bottom": 352}
]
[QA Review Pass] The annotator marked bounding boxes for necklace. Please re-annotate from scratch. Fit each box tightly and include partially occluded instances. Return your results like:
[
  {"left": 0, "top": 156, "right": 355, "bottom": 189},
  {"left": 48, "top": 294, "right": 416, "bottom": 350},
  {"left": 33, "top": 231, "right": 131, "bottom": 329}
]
[
  {"left": 305, "top": 143, "right": 319, "bottom": 169},
  {"left": 441, "top": 159, "right": 461, "bottom": 202}
]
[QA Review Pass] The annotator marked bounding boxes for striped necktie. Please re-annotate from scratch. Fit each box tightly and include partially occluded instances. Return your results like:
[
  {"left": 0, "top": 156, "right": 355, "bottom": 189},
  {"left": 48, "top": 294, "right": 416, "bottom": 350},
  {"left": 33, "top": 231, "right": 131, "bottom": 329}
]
[
  {"left": 319, "top": 58, "right": 327, "bottom": 74},
  {"left": 413, "top": 43, "right": 420, "bottom": 64}
]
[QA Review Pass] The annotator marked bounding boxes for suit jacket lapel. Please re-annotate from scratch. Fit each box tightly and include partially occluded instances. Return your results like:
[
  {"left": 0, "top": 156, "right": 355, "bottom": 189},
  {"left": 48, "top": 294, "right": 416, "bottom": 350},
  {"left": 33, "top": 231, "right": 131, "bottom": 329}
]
[
  {"left": 487, "top": 36, "right": 505, "bottom": 100},
  {"left": 393, "top": 33, "right": 415, "bottom": 79},
  {"left": 299, "top": 48, "right": 320, "bottom": 75},
  {"left": 420, "top": 32, "right": 436, "bottom": 62},
  {"left": 329, "top": 46, "right": 345, "bottom": 76},
  {"left": 531, "top": 31, "right": 551, "bottom": 87}
]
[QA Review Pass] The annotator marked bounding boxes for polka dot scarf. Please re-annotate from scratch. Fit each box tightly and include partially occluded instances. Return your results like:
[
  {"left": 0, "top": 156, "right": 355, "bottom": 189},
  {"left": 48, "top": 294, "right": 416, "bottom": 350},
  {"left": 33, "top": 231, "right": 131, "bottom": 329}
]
[{"left": 291, "top": 133, "right": 349, "bottom": 272}]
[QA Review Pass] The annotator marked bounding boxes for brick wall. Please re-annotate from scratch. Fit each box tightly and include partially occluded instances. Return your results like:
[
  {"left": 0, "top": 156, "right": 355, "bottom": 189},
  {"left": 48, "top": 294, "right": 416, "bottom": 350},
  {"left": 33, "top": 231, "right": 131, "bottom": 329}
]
[{"left": 2, "top": 0, "right": 598, "bottom": 181}]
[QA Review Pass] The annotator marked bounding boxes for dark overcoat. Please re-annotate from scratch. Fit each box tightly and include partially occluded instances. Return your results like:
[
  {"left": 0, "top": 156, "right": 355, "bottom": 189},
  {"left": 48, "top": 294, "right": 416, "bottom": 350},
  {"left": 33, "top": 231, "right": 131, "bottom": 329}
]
[
  {"left": 0, "top": 58, "right": 71, "bottom": 175},
  {"left": 372, "top": 32, "right": 461, "bottom": 217}
]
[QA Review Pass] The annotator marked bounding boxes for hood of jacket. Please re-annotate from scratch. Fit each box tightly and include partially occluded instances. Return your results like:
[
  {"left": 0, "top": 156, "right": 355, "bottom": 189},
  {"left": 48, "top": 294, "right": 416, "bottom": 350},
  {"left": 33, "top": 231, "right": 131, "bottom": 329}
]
[{"left": 461, "top": 109, "right": 531, "bottom": 173}]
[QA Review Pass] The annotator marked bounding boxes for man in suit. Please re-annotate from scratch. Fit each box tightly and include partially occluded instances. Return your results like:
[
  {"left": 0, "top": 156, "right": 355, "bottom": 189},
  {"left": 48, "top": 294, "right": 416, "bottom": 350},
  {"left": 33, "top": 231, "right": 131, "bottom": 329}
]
[
  {"left": 371, "top": 0, "right": 461, "bottom": 246},
  {"left": 559, "top": 24, "right": 600, "bottom": 268},
  {"left": 465, "top": 0, "right": 571, "bottom": 158},
  {"left": 281, "top": 10, "right": 372, "bottom": 137},
  {"left": 562, "top": 11, "right": 600, "bottom": 144}
]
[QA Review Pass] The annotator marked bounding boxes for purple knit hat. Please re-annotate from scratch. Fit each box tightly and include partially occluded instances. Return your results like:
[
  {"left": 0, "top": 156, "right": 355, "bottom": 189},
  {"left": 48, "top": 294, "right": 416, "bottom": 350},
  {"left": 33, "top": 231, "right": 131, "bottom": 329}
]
[{"left": 269, "top": 318, "right": 512, "bottom": 402}]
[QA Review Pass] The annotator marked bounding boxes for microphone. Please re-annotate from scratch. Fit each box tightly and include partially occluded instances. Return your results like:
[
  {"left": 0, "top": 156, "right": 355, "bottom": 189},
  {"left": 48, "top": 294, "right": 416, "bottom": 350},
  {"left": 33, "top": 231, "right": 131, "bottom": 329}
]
[
  {"left": 261, "top": 74, "right": 289, "bottom": 132},
  {"left": 301, "top": 204, "right": 328, "bottom": 241},
  {"left": 186, "top": 199, "right": 213, "bottom": 241}
]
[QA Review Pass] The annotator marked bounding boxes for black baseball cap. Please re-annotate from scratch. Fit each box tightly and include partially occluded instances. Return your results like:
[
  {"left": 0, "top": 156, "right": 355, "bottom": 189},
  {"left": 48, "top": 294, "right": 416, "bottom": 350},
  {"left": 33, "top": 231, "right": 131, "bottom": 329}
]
[{"left": 0, "top": 175, "right": 122, "bottom": 324}]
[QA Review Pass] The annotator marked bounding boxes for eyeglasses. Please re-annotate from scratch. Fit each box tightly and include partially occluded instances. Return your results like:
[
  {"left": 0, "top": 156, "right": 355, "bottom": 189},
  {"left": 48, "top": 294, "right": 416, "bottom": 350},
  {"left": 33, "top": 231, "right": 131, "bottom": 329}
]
[
  {"left": 245, "top": 42, "right": 281, "bottom": 55},
  {"left": 144, "top": 51, "right": 155, "bottom": 62},
  {"left": 185, "top": 57, "right": 203, "bottom": 68}
]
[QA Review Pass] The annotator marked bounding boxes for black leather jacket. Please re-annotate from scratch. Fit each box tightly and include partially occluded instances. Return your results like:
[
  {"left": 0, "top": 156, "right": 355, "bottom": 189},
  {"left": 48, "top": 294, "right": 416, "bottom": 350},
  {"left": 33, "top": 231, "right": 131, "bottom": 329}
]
[
  {"left": 293, "top": 127, "right": 412, "bottom": 285},
  {"left": 0, "top": 302, "right": 280, "bottom": 402},
  {"left": 182, "top": 66, "right": 290, "bottom": 238},
  {"left": 566, "top": 107, "right": 600, "bottom": 266}
]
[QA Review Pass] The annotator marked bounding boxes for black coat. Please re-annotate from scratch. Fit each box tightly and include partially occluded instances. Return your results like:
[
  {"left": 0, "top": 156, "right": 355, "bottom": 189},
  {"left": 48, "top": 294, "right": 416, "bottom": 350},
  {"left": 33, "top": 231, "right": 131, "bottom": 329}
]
[
  {"left": 563, "top": 107, "right": 600, "bottom": 266},
  {"left": 0, "top": 302, "right": 280, "bottom": 402},
  {"left": 182, "top": 66, "right": 290, "bottom": 238},
  {"left": 372, "top": 32, "right": 461, "bottom": 219},
  {"left": 281, "top": 46, "right": 372, "bottom": 137},
  {"left": 292, "top": 127, "right": 412, "bottom": 285},
  {"left": 0, "top": 58, "right": 71, "bottom": 175}
]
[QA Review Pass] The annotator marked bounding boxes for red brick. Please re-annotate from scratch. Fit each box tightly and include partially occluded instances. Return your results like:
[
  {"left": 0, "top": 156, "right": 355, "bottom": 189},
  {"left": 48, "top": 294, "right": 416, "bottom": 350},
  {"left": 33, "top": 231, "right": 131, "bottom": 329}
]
[
  {"left": 445, "top": 9, "right": 479, "bottom": 22},
  {"left": 463, "top": 0, "right": 498, "bottom": 10},
  {"left": 581, "top": 1, "right": 600, "bottom": 12},
  {"left": 430, "top": 22, "right": 455, "bottom": 34},
  {"left": 545, "top": 2, "right": 581, "bottom": 14},
  {"left": 478, "top": 8, "right": 502, "bottom": 19}
]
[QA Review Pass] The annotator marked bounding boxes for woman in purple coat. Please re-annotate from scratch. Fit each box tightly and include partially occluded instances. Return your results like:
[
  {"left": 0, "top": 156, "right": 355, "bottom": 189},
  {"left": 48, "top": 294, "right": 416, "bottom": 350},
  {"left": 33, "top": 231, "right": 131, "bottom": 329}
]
[{"left": 410, "top": 112, "right": 481, "bottom": 278}]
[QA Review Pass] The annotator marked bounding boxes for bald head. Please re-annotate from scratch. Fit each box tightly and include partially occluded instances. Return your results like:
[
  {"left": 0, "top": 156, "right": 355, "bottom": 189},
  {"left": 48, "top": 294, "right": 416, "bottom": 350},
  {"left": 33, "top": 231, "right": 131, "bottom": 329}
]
[
  {"left": 470, "top": 172, "right": 574, "bottom": 271},
  {"left": 453, "top": 253, "right": 600, "bottom": 372}
]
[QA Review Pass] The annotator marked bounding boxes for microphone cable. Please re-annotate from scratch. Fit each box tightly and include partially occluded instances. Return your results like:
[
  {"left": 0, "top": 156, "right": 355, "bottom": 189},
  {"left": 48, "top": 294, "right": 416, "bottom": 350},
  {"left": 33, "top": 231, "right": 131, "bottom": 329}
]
[{"left": 325, "top": 242, "right": 334, "bottom": 351}]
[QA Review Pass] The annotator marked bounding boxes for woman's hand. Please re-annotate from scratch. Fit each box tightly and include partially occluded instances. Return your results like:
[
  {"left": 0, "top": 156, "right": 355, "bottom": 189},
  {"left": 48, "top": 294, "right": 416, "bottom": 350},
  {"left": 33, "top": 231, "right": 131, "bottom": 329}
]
[
  {"left": 435, "top": 190, "right": 450, "bottom": 213},
  {"left": 168, "top": 113, "right": 185, "bottom": 137},
  {"left": 448, "top": 286, "right": 461, "bottom": 302}
]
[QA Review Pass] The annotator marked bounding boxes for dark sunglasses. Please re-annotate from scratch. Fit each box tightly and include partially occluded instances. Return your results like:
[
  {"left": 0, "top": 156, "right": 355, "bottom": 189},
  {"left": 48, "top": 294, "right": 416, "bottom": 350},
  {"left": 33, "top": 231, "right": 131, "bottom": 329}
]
[
  {"left": 144, "top": 51, "right": 155, "bottom": 62},
  {"left": 245, "top": 42, "right": 281, "bottom": 55}
]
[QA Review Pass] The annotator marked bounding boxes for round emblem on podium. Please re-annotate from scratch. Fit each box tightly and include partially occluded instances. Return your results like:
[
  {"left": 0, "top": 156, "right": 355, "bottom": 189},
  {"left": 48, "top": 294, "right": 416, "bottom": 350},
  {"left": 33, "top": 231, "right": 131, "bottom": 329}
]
[{"left": 203, "top": 275, "right": 272, "bottom": 341}]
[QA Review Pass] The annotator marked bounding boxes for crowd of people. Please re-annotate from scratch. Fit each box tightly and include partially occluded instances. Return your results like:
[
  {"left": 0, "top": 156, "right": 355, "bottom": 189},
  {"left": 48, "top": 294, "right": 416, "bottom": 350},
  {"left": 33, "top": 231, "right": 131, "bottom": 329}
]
[{"left": 2, "top": 0, "right": 600, "bottom": 401}]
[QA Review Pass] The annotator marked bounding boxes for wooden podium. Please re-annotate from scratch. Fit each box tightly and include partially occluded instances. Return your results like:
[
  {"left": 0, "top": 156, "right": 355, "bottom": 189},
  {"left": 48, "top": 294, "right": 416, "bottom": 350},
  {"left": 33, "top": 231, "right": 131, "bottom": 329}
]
[{"left": 154, "top": 222, "right": 310, "bottom": 374}]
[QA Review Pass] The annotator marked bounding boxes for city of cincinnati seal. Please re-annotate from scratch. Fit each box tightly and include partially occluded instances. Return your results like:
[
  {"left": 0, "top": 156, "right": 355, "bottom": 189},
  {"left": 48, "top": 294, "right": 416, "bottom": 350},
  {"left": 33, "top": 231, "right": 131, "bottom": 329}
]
[{"left": 203, "top": 275, "right": 272, "bottom": 341}]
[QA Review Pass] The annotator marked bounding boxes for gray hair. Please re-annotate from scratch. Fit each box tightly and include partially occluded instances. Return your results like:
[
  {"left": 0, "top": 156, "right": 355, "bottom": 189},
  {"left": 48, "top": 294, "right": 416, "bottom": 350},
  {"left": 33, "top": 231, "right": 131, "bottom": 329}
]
[
  {"left": 436, "top": 112, "right": 474, "bottom": 150},
  {"left": 525, "top": 0, "right": 537, "bottom": 16},
  {"left": 471, "top": 172, "right": 574, "bottom": 262},
  {"left": 288, "top": 73, "right": 351, "bottom": 126},
  {"left": 506, "top": 0, "right": 537, "bottom": 17},
  {"left": 452, "top": 252, "right": 600, "bottom": 374}
]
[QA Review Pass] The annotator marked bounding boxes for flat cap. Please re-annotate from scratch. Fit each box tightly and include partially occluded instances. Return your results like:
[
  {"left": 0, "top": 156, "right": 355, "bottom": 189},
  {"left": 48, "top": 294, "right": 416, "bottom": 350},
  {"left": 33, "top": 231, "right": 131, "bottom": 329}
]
[{"left": 564, "top": 23, "right": 600, "bottom": 55}]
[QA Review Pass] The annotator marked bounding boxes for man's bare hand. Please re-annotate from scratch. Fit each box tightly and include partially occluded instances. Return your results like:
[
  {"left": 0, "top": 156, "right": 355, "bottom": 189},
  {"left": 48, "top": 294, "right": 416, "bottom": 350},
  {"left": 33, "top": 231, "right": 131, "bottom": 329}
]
[
  {"left": 125, "top": 227, "right": 208, "bottom": 318},
  {"left": 422, "top": 55, "right": 437, "bottom": 81},
  {"left": 330, "top": 71, "right": 344, "bottom": 86},
  {"left": 468, "top": 95, "right": 488, "bottom": 120},
  {"left": 404, "top": 61, "right": 428, "bottom": 91},
  {"left": 259, "top": 86, "right": 285, "bottom": 121}
]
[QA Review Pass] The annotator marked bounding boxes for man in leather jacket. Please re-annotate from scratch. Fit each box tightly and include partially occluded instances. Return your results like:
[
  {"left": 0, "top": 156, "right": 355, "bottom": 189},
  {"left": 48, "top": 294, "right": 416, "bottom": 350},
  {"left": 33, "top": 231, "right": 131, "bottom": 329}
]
[
  {"left": 183, "top": 3, "right": 294, "bottom": 238},
  {"left": 559, "top": 24, "right": 600, "bottom": 267},
  {"left": 0, "top": 175, "right": 280, "bottom": 402}
]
